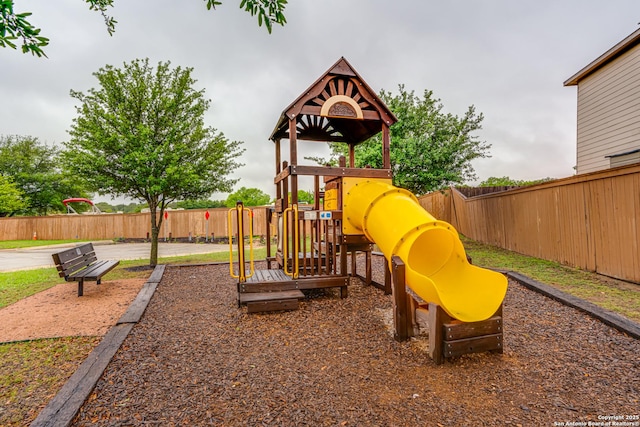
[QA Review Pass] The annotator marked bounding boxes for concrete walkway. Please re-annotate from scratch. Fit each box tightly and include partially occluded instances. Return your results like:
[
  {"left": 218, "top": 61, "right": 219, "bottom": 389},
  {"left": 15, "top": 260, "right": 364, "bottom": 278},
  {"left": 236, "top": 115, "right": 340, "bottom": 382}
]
[{"left": 0, "top": 242, "right": 230, "bottom": 272}]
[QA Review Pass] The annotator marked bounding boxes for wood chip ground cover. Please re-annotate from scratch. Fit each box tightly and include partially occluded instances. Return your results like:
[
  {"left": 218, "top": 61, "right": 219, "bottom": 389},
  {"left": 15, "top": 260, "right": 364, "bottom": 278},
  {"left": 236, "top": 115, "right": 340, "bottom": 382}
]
[{"left": 73, "top": 261, "right": 639, "bottom": 426}]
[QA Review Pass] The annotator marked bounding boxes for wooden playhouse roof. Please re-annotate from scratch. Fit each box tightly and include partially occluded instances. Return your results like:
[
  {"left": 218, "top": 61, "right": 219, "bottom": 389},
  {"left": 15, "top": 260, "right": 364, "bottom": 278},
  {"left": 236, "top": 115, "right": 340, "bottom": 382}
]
[{"left": 269, "top": 57, "right": 397, "bottom": 145}]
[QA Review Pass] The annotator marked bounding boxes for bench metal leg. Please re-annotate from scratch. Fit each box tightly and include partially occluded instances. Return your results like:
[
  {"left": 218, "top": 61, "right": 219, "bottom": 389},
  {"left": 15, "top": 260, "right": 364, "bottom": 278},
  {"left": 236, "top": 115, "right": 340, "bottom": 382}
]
[{"left": 78, "top": 279, "right": 84, "bottom": 297}]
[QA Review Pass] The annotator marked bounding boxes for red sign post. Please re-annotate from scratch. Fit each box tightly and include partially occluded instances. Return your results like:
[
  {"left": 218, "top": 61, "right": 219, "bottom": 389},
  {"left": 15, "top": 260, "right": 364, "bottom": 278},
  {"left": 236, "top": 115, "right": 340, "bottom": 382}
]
[
  {"left": 205, "top": 211, "right": 210, "bottom": 242},
  {"left": 164, "top": 211, "right": 168, "bottom": 241}
]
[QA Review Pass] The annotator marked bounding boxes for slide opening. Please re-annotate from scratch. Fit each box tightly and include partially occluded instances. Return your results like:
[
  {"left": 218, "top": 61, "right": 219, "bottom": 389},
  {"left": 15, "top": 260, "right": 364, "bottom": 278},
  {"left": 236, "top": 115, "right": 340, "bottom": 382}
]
[{"left": 406, "top": 228, "right": 455, "bottom": 277}]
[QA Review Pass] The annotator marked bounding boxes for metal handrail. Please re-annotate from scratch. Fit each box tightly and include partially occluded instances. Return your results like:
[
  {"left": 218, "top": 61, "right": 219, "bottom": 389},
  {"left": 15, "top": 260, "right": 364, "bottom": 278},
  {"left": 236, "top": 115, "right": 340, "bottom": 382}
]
[{"left": 227, "top": 202, "right": 254, "bottom": 281}]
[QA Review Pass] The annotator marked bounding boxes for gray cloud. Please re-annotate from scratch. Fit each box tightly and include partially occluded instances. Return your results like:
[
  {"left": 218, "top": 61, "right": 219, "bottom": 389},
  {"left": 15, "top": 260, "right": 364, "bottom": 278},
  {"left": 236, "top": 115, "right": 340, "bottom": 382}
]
[{"left": 2, "top": 0, "right": 638, "bottom": 203}]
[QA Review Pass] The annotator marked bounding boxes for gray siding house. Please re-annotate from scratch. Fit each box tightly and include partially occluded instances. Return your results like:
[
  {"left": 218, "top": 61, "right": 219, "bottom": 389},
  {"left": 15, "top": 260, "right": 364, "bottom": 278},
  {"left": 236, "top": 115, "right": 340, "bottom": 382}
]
[{"left": 564, "top": 28, "right": 640, "bottom": 174}]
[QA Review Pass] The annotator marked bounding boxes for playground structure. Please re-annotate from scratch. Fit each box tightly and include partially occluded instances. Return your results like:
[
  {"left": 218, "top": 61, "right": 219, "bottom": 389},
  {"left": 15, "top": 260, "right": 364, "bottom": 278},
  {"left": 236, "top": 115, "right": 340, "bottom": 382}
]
[
  {"left": 62, "top": 198, "right": 102, "bottom": 214},
  {"left": 229, "top": 57, "right": 508, "bottom": 363}
]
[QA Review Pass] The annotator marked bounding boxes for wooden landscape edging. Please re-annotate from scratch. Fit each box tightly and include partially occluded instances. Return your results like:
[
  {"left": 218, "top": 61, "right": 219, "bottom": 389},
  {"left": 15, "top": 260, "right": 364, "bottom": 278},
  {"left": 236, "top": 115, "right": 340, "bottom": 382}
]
[
  {"left": 30, "top": 264, "right": 166, "bottom": 427},
  {"left": 507, "top": 271, "right": 640, "bottom": 340}
]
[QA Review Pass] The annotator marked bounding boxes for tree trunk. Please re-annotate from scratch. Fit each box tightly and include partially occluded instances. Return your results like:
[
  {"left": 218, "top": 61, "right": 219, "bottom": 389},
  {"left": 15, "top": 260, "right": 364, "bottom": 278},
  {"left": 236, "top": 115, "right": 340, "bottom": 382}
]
[{"left": 149, "top": 202, "right": 160, "bottom": 267}]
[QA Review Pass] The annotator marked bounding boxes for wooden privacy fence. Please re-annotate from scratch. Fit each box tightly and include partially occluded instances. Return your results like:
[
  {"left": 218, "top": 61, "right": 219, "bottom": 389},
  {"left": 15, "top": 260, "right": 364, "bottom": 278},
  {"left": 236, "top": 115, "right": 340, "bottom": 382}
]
[
  {"left": 0, "top": 207, "right": 273, "bottom": 242},
  {"left": 418, "top": 164, "right": 640, "bottom": 284}
]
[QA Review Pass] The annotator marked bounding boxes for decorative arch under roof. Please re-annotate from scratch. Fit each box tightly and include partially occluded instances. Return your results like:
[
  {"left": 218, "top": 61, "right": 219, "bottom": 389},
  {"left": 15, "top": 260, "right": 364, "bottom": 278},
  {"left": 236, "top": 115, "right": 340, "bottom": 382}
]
[{"left": 270, "top": 57, "right": 397, "bottom": 145}]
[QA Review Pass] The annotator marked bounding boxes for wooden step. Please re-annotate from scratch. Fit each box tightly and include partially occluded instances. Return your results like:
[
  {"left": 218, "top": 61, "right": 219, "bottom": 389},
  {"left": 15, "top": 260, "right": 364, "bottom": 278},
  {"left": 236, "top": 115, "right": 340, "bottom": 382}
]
[
  {"left": 239, "top": 290, "right": 305, "bottom": 313},
  {"left": 239, "top": 290, "right": 304, "bottom": 303}
]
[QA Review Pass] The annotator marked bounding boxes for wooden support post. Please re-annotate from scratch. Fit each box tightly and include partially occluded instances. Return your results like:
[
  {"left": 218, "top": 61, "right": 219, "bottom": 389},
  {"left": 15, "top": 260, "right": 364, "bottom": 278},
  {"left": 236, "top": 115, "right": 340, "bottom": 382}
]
[
  {"left": 340, "top": 282, "right": 348, "bottom": 299},
  {"left": 275, "top": 138, "right": 282, "bottom": 200},
  {"left": 428, "top": 303, "right": 452, "bottom": 365},
  {"left": 365, "top": 249, "right": 372, "bottom": 285},
  {"left": 384, "top": 259, "right": 392, "bottom": 295},
  {"left": 314, "top": 175, "right": 320, "bottom": 210},
  {"left": 282, "top": 161, "right": 289, "bottom": 210},
  {"left": 289, "top": 118, "right": 298, "bottom": 205},
  {"left": 407, "top": 292, "right": 418, "bottom": 338},
  {"left": 491, "top": 304, "right": 504, "bottom": 355},
  {"left": 351, "top": 249, "right": 357, "bottom": 277},
  {"left": 340, "top": 243, "right": 348, "bottom": 280},
  {"left": 348, "top": 144, "right": 355, "bottom": 167},
  {"left": 391, "top": 256, "right": 412, "bottom": 342},
  {"left": 382, "top": 122, "right": 391, "bottom": 169},
  {"left": 427, "top": 302, "right": 504, "bottom": 365}
]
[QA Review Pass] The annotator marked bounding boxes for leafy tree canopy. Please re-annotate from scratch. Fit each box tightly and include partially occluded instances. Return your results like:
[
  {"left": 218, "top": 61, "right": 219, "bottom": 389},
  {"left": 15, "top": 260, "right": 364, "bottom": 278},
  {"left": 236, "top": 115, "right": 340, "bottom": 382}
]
[
  {"left": 177, "top": 198, "right": 227, "bottom": 209},
  {"left": 296, "top": 189, "right": 314, "bottom": 204},
  {"left": 93, "top": 201, "right": 148, "bottom": 213},
  {"left": 479, "top": 176, "right": 554, "bottom": 187},
  {"left": 0, "top": 135, "right": 92, "bottom": 215},
  {"left": 0, "top": 174, "right": 28, "bottom": 216},
  {"left": 63, "top": 58, "right": 244, "bottom": 265},
  {"left": 316, "top": 85, "right": 490, "bottom": 196},
  {"left": 0, "top": 0, "right": 287, "bottom": 57},
  {"left": 225, "top": 187, "right": 271, "bottom": 207}
]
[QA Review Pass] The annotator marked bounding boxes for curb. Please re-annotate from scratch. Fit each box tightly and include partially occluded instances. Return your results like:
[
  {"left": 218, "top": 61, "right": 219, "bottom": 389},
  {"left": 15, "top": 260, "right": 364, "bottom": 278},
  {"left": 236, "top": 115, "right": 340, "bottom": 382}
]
[
  {"left": 30, "top": 265, "right": 166, "bottom": 427},
  {"left": 506, "top": 271, "right": 640, "bottom": 340},
  {"left": 0, "top": 241, "right": 115, "bottom": 253}
]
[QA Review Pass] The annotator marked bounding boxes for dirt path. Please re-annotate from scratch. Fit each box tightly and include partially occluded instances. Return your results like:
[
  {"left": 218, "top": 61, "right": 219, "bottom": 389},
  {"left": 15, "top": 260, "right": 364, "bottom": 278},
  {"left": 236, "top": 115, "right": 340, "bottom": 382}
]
[{"left": 0, "top": 279, "right": 145, "bottom": 343}]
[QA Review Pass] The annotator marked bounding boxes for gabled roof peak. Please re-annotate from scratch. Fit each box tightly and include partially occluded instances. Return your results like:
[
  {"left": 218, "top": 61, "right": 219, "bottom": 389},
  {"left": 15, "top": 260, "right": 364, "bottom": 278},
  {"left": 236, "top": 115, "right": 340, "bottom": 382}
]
[{"left": 270, "top": 57, "right": 397, "bottom": 145}]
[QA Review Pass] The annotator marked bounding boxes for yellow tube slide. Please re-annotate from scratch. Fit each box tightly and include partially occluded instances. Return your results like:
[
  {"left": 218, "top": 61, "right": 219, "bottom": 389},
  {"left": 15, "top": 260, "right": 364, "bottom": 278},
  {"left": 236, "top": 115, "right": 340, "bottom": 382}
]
[{"left": 343, "top": 179, "right": 507, "bottom": 322}]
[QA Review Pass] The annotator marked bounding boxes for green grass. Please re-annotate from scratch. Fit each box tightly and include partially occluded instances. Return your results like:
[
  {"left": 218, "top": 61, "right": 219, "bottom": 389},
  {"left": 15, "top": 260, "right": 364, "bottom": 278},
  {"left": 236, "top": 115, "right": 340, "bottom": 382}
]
[
  {"left": 461, "top": 236, "right": 640, "bottom": 323},
  {"left": 0, "top": 239, "right": 94, "bottom": 250},
  {"left": 0, "top": 337, "right": 99, "bottom": 426},
  {"left": 0, "top": 268, "right": 65, "bottom": 309}
]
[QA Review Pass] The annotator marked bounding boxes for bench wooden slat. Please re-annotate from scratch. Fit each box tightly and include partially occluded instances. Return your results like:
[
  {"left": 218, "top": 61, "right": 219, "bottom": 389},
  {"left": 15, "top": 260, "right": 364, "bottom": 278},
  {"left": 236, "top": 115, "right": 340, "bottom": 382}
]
[
  {"left": 68, "top": 260, "right": 118, "bottom": 280},
  {"left": 58, "top": 254, "right": 99, "bottom": 279},
  {"left": 51, "top": 243, "right": 95, "bottom": 264}
]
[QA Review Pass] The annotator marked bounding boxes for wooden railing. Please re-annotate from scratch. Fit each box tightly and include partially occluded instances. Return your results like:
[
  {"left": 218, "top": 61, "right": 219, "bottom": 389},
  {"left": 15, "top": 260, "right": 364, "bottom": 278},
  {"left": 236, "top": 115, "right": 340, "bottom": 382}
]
[{"left": 276, "top": 208, "right": 343, "bottom": 277}]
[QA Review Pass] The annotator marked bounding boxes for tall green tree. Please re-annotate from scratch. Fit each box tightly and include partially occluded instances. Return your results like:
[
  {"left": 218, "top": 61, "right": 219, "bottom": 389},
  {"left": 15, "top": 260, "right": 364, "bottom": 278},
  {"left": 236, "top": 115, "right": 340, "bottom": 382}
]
[
  {"left": 0, "top": 135, "right": 91, "bottom": 215},
  {"left": 0, "top": 175, "right": 27, "bottom": 216},
  {"left": 479, "top": 176, "right": 553, "bottom": 187},
  {"left": 63, "top": 58, "right": 244, "bottom": 265},
  {"left": 225, "top": 187, "right": 271, "bottom": 207},
  {"left": 1, "top": 0, "right": 287, "bottom": 57},
  {"left": 322, "top": 85, "right": 490, "bottom": 195}
]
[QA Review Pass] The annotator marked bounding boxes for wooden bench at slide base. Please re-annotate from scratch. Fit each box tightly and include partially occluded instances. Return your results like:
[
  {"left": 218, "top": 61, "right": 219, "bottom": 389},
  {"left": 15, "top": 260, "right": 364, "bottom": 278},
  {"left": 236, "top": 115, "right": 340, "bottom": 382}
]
[{"left": 52, "top": 243, "right": 120, "bottom": 296}]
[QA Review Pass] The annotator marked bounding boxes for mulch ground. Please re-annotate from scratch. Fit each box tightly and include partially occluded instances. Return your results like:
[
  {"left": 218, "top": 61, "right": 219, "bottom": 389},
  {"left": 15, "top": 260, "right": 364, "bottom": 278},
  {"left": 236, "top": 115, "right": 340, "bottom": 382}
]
[{"left": 72, "top": 258, "right": 639, "bottom": 426}]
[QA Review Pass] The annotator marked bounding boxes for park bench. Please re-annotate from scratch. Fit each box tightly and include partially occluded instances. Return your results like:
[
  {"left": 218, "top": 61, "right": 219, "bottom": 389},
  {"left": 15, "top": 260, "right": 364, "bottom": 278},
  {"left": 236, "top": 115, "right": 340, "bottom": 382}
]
[{"left": 52, "top": 243, "right": 119, "bottom": 296}]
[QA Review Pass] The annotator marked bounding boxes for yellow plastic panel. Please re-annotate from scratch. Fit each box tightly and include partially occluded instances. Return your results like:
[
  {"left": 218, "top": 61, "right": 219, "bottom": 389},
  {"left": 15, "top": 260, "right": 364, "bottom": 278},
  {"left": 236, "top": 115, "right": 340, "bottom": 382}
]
[
  {"left": 342, "top": 178, "right": 507, "bottom": 322},
  {"left": 324, "top": 188, "right": 339, "bottom": 211}
]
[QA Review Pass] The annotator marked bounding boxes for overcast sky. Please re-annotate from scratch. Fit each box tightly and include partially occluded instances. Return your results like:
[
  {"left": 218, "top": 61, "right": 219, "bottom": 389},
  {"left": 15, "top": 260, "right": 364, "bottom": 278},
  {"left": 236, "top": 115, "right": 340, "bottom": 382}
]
[{"left": 2, "top": 0, "right": 640, "bottom": 203}]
